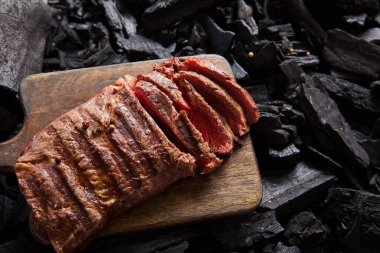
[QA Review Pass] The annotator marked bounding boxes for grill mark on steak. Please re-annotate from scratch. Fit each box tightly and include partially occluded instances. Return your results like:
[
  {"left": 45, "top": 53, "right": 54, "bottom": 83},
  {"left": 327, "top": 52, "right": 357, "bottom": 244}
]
[
  {"left": 179, "top": 58, "right": 260, "bottom": 124},
  {"left": 177, "top": 79, "right": 234, "bottom": 156},
  {"left": 137, "top": 71, "right": 190, "bottom": 111},
  {"left": 176, "top": 71, "right": 249, "bottom": 136},
  {"left": 135, "top": 80, "right": 223, "bottom": 174},
  {"left": 23, "top": 164, "right": 90, "bottom": 253},
  {"left": 54, "top": 115, "right": 118, "bottom": 209}
]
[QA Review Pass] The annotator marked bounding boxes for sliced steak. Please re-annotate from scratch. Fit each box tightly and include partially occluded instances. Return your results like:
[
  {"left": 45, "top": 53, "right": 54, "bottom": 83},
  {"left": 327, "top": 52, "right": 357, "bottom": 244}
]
[
  {"left": 137, "top": 71, "right": 190, "bottom": 110},
  {"left": 179, "top": 58, "right": 260, "bottom": 124},
  {"left": 135, "top": 80, "right": 223, "bottom": 174},
  {"left": 176, "top": 79, "right": 235, "bottom": 156},
  {"left": 176, "top": 71, "right": 249, "bottom": 136},
  {"left": 15, "top": 76, "right": 196, "bottom": 253}
]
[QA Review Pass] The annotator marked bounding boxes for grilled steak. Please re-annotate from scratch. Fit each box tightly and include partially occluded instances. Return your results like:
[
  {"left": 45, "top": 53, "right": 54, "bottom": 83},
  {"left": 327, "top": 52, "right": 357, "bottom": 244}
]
[
  {"left": 177, "top": 79, "right": 235, "bottom": 155},
  {"left": 175, "top": 71, "right": 249, "bottom": 136},
  {"left": 135, "top": 80, "right": 222, "bottom": 174},
  {"left": 15, "top": 76, "right": 196, "bottom": 253},
  {"left": 179, "top": 58, "right": 260, "bottom": 124},
  {"left": 137, "top": 71, "right": 190, "bottom": 110}
]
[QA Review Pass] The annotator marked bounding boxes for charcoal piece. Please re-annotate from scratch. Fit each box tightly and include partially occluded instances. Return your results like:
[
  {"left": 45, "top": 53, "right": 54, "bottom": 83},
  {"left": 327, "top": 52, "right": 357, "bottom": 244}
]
[
  {"left": 343, "top": 13, "right": 367, "bottom": 28},
  {"left": 101, "top": 0, "right": 137, "bottom": 36},
  {"left": 304, "top": 146, "right": 363, "bottom": 189},
  {"left": 189, "top": 21, "right": 207, "bottom": 47},
  {"left": 257, "top": 129, "right": 291, "bottom": 146},
  {"left": 232, "top": 20, "right": 257, "bottom": 44},
  {"left": 281, "top": 124, "right": 298, "bottom": 139},
  {"left": 117, "top": 34, "right": 173, "bottom": 59},
  {"left": 274, "top": 242, "right": 301, "bottom": 253},
  {"left": 0, "top": 105, "right": 18, "bottom": 142},
  {"left": 0, "top": 195, "right": 17, "bottom": 232},
  {"left": 260, "top": 161, "right": 335, "bottom": 217},
  {"left": 322, "top": 29, "right": 380, "bottom": 80},
  {"left": 359, "top": 138, "right": 380, "bottom": 171},
  {"left": 371, "top": 80, "right": 380, "bottom": 97},
  {"left": 313, "top": 74, "right": 380, "bottom": 121},
  {"left": 158, "top": 240, "right": 188, "bottom": 253},
  {"left": 0, "top": 229, "right": 51, "bottom": 253},
  {"left": 278, "top": 104, "right": 306, "bottom": 125},
  {"left": 266, "top": 23, "right": 295, "bottom": 40},
  {"left": 252, "top": 111, "right": 281, "bottom": 130},
  {"left": 279, "top": 60, "right": 305, "bottom": 89},
  {"left": 267, "top": 144, "right": 301, "bottom": 168},
  {"left": 325, "top": 188, "right": 380, "bottom": 253},
  {"left": 231, "top": 60, "right": 250, "bottom": 81},
  {"left": 236, "top": 0, "right": 259, "bottom": 35},
  {"left": 284, "top": 55, "right": 320, "bottom": 68},
  {"left": 200, "top": 15, "right": 235, "bottom": 55},
  {"left": 83, "top": 43, "right": 127, "bottom": 67},
  {"left": 299, "top": 75, "right": 370, "bottom": 173},
  {"left": 369, "top": 117, "right": 380, "bottom": 139},
  {"left": 210, "top": 211, "right": 284, "bottom": 250},
  {"left": 284, "top": 211, "right": 327, "bottom": 248},
  {"left": 0, "top": 0, "right": 54, "bottom": 91},
  {"left": 245, "top": 85, "right": 270, "bottom": 103},
  {"left": 177, "top": 46, "right": 195, "bottom": 56},
  {"left": 244, "top": 42, "right": 281, "bottom": 75},
  {"left": 284, "top": 0, "right": 327, "bottom": 48},
  {"left": 334, "top": 0, "right": 380, "bottom": 14},
  {"left": 143, "top": 0, "right": 215, "bottom": 30},
  {"left": 369, "top": 174, "right": 380, "bottom": 193}
]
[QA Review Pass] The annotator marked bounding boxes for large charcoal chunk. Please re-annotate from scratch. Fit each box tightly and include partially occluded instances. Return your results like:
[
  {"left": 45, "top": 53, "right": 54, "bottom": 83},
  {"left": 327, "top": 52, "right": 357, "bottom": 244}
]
[
  {"left": 267, "top": 144, "right": 301, "bottom": 168},
  {"left": 360, "top": 28, "right": 380, "bottom": 45},
  {"left": 200, "top": 15, "right": 235, "bottom": 55},
  {"left": 322, "top": 29, "right": 380, "bottom": 80},
  {"left": 313, "top": 74, "right": 380, "bottom": 121},
  {"left": 334, "top": 0, "right": 380, "bottom": 14},
  {"left": 143, "top": 0, "right": 215, "bottom": 30},
  {"left": 236, "top": 0, "right": 259, "bottom": 36},
  {"left": 0, "top": 0, "right": 54, "bottom": 91},
  {"left": 274, "top": 242, "right": 301, "bottom": 253},
  {"left": 210, "top": 211, "right": 284, "bottom": 250},
  {"left": 325, "top": 188, "right": 380, "bottom": 253},
  {"left": 101, "top": 0, "right": 137, "bottom": 36},
  {"left": 231, "top": 60, "right": 250, "bottom": 82},
  {"left": 232, "top": 20, "right": 257, "bottom": 44},
  {"left": 117, "top": 34, "right": 173, "bottom": 59},
  {"left": 299, "top": 75, "right": 370, "bottom": 172},
  {"left": 284, "top": 211, "right": 327, "bottom": 248},
  {"left": 260, "top": 162, "right": 335, "bottom": 217}
]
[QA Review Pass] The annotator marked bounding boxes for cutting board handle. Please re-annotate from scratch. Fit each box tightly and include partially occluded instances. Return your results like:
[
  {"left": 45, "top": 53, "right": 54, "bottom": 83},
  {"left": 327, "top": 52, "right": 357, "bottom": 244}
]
[{"left": 0, "top": 122, "right": 28, "bottom": 173}]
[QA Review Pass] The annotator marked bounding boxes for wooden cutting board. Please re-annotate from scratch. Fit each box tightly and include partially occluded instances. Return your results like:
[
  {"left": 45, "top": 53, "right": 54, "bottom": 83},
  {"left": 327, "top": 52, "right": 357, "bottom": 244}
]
[{"left": 0, "top": 54, "right": 262, "bottom": 236}]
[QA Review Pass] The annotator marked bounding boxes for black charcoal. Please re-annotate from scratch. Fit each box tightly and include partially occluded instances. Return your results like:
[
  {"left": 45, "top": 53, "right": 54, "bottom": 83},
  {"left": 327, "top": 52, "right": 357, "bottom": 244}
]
[
  {"left": 0, "top": 0, "right": 54, "bottom": 91},
  {"left": 253, "top": 111, "right": 281, "bottom": 130},
  {"left": 101, "top": 0, "right": 137, "bottom": 36},
  {"left": 266, "top": 24, "right": 295, "bottom": 40},
  {"left": 274, "top": 242, "right": 301, "bottom": 253},
  {"left": 231, "top": 59, "right": 250, "bottom": 81},
  {"left": 281, "top": 124, "right": 298, "bottom": 139},
  {"left": 279, "top": 59, "right": 305, "bottom": 88},
  {"left": 369, "top": 117, "right": 380, "bottom": 139},
  {"left": 284, "top": 211, "right": 327, "bottom": 248},
  {"left": 313, "top": 74, "right": 380, "bottom": 121},
  {"left": 260, "top": 162, "right": 335, "bottom": 217},
  {"left": 200, "top": 16, "right": 235, "bottom": 55},
  {"left": 334, "top": 0, "right": 380, "bottom": 15},
  {"left": 342, "top": 13, "right": 367, "bottom": 28},
  {"left": 188, "top": 21, "right": 207, "bottom": 47},
  {"left": 143, "top": 0, "right": 214, "bottom": 30},
  {"left": 236, "top": 0, "right": 259, "bottom": 36},
  {"left": 210, "top": 211, "right": 284, "bottom": 250},
  {"left": 359, "top": 138, "right": 380, "bottom": 171},
  {"left": 371, "top": 80, "right": 380, "bottom": 97},
  {"left": 325, "top": 188, "right": 380, "bottom": 253},
  {"left": 267, "top": 144, "right": 301, "bottom": 167},
  {"left": 245, "top": 85, "right": 270, "bottom": 103},
  {"left": 299, "top": 75, "right": 370, "bottom": 173},
  {"left": 322, "top": 29, "right": 380, "bottom": 80},
  {"left": 232, "top": 20, "right": 257, "bottom": 44},
  {"left": 117, "top": 34, "right": 173, "bottom": 59},
  {"left": 258, "top": 129, "right": 291, "bottom": 146}
]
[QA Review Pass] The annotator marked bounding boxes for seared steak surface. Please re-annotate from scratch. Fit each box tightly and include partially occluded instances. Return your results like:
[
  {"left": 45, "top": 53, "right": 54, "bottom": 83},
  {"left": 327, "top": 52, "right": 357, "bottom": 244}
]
[{"left": 14, "top": 57, "right": 259, "bottom": 253}]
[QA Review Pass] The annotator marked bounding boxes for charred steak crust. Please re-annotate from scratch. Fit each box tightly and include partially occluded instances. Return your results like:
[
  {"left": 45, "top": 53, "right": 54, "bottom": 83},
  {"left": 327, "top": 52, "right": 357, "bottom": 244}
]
[{"left": 15, "top": 77, "right": 196, "bottom": 253}]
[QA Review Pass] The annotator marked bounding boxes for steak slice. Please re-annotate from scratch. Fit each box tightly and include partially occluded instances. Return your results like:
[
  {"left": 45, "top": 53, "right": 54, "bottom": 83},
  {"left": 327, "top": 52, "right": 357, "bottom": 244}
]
[
  {"left": 179, "top": 58, "right": 260, "bottom": 124},
  {"left": 135, "top": 80, "right": 222, "bottom": 174},
  {"left": 176, "top": 71, "right": 249, "bottom": 136},
  {"left": 15, "top": 77, "right": 196, "bottom": 253},
  {"left": 177, "top": 79, "right": 235, "bottom": 156},
  {"left": 137, "top": 71, "right": 190, "bottom": 110}
]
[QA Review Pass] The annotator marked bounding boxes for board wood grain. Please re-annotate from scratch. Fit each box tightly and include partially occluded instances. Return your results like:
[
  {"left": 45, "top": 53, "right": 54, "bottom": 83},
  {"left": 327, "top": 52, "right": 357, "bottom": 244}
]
[{"left": 0, "top": 54, "right": 262, "bottom": 236}]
